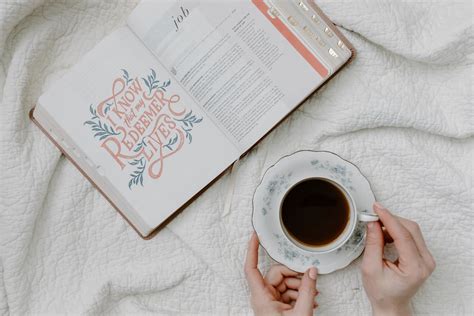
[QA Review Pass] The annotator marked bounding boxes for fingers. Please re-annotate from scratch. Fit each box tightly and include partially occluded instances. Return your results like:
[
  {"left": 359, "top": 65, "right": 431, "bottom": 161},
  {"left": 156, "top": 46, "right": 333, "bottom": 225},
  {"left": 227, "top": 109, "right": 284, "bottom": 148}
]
[
  {"left": 382, "top": 226, "right": 394, "bottom": 244},
  {"left": 282, "top": 292, "right": 318, "bottom": 309},
  {"left": 280, "top": 281, "right": 319, "bottom": 302},
  {"left": 373, "top": 203, "right": 422, "bottom": 265},
  {"left": 244, "top": 232, "right": 265, "bottom": 293},
  {"left": 281, "top": 289, "right": 299, "bottom": 303},
  {"left": 272, "top": 301, "right": 292, "bottom": 311},
  {"left": 276, "top": 277, "right": 302, "bottom": 292},
  {"left": 395, "top": 216, "right": 436, "bottom": 271},
  {"left": 284, "top": 277, "right": 302, "bottom": 290},
  {"left": 294, "top": 267, "right": 318, "bottom": 315},
  {"left": 362, "top": 221, "right": 385, "bottom": 271},
  {"left": 264, "top": 264, "right": 300, "bottom": 287}
]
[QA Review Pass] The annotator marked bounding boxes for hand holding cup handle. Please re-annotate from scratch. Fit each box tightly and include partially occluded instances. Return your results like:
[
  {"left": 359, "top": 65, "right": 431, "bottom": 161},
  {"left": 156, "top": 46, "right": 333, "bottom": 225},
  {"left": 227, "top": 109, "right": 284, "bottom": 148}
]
[{"left": 361, "top": 202, "right": 436, "bottom": 315}]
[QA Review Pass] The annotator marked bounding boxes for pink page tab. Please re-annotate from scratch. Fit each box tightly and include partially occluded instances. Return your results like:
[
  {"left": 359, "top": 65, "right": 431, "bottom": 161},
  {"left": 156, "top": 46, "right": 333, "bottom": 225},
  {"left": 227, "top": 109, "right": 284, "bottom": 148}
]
[{"left": 252, "top": 0, "right": 328, "bottom": 78}]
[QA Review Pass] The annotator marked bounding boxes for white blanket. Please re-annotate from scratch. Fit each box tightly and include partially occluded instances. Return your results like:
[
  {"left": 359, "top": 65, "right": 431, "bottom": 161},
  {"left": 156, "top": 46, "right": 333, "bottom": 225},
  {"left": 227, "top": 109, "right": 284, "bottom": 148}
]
[{"left": 0, "top": 0, "right": 472, "bottom": 314}]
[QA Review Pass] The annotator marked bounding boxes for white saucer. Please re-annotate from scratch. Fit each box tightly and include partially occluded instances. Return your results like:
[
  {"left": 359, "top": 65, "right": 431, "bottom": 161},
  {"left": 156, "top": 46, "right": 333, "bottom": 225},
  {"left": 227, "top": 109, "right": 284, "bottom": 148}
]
[{"left": 252, "top": 150, "right": 376, "bottom": 274}]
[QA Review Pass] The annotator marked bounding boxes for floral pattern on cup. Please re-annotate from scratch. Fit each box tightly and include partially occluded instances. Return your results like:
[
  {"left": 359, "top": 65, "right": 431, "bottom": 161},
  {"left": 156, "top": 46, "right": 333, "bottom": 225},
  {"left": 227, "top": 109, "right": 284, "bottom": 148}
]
[{"left": 310, "top": 159, "right": 355, "bottom": 192}]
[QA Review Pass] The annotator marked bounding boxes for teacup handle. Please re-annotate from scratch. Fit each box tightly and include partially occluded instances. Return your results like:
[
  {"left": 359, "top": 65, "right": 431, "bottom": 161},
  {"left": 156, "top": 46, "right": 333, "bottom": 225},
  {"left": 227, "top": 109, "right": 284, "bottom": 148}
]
[{"left": 358, "top": 212, "right": 379, "bottom": 222}]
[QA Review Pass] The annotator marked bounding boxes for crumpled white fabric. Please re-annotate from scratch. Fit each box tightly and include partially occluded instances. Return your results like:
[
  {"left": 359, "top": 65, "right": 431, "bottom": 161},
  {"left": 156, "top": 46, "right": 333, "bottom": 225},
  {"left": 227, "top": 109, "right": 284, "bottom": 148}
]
[{"left": 0, "top": 0, "right": 472, "bottom": 314}]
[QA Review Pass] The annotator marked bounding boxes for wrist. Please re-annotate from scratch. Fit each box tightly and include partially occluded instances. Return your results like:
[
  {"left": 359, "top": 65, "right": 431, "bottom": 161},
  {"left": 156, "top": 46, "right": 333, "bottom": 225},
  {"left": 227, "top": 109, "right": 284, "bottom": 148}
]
[{"left": 372, "top": 302, "right": 412, "bottom": 316}]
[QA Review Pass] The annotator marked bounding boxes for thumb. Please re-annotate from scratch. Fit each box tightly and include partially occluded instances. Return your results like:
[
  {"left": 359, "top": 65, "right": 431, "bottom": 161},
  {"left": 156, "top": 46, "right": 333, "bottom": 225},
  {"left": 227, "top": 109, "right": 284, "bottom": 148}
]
[
  {"left": 362, "top": 221, "right": 384, "bottom": 270},
  {"left": 294, "top": 267, "right": 317, "bottom": 315}
]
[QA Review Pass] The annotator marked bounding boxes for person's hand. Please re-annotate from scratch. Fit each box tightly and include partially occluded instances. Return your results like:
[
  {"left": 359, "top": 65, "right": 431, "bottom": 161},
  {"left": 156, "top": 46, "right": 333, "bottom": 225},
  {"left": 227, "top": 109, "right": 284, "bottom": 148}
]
[
  {"left": 361, "top": 202, "right": 436, "bottom": 316},
  {"left": 245, "top": 232, "right": 319, "bottom": 316}
]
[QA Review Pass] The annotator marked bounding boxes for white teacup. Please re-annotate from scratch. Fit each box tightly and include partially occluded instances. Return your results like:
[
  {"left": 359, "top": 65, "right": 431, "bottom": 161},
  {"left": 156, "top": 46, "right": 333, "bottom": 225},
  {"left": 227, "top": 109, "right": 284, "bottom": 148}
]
[{"left": 279, "top": 177, "right": 378, "bottom": 254}]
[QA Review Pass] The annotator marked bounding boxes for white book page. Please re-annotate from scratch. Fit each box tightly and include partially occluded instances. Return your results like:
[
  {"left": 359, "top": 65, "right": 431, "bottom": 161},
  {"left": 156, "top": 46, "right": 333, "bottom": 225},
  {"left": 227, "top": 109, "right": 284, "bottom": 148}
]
[
  {"left": 38, "top": 28, "right": 238, "bottom": 232},
  {"left": 128, "top": 0, "right": 328, "bottom": 153}
]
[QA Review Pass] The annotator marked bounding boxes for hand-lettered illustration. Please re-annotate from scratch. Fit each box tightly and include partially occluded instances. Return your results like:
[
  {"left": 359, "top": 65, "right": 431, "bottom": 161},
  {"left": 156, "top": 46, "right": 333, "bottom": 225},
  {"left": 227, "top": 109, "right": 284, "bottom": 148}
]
[{"left": 84, "top": 69, "right": 203, "bottom": 189}]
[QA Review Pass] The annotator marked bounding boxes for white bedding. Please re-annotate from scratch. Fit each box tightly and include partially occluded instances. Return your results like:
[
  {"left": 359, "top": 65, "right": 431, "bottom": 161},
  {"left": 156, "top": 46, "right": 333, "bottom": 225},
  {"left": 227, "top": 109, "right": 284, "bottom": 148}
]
[{"left": 0, "top": 0, "right": 472, "bottom": 315}]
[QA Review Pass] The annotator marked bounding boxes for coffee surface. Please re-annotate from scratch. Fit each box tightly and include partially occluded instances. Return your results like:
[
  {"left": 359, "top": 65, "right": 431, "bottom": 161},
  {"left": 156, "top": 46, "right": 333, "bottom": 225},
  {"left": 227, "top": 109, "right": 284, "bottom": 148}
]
[{"left": 281, "top": 178, "right": 350, "bottom": 247}]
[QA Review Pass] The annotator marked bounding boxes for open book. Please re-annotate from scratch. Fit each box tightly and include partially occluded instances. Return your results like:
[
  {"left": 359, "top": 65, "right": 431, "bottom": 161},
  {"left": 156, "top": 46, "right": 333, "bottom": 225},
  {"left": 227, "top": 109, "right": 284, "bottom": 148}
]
[{"left": 31, "top": 0, "right": 354, "bottom": 238}]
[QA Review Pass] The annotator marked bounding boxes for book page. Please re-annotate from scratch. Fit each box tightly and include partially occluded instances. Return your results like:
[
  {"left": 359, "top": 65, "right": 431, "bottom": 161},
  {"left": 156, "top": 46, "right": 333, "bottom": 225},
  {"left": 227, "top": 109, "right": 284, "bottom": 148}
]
[
  {"left": 38, "top": 28, "right": 238, "bottom": 234},
  {"left": 128, "top": 0, "right": 330, "bottom": 152}
]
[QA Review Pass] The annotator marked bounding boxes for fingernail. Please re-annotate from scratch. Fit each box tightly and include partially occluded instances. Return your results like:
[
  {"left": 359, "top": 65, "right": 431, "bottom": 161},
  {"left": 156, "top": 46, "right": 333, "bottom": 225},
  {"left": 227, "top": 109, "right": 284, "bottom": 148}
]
[
  {"left": 308, "top": 267, "right": 317, "bottom": 280},
  {"left": 367, "top": 222, "right": 374, "bottom": 229}
]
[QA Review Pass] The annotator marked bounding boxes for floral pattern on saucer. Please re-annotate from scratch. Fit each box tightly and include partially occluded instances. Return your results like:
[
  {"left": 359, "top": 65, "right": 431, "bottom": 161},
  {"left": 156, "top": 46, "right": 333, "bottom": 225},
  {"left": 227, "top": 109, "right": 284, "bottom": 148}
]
[
  {"left": 274, "top": 233, "right": 321, "bottom": 267},
  {"left": 252, "top": 150, "right": 376, "bottom": 274},
  {"left": 261, "top": 172, "right": 293, "bottom": 216}
]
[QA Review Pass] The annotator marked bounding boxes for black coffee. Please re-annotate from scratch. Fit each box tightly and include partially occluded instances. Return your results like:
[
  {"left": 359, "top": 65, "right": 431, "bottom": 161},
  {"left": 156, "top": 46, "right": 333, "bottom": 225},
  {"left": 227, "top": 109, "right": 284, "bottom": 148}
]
[{"left": 281, "top": 178, "right": 350, "bottom": 247}]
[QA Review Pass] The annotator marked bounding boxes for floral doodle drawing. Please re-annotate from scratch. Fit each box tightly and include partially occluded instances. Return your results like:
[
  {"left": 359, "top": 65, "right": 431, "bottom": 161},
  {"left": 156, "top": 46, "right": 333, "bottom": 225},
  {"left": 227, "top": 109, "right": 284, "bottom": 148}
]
[
  {"left": 128, "top": 158, "right": 146, "bottom": 189},
  {"left": 174, "top": 111, "right": 203, "bottom": 143},
  {"left": 142, "top": 68, "right": 171, "bottom": 95},
  {"left": 83, "top": 105, "right": 119, "bottom": 141},
  {"left": 83, "top": 68, "right": 203, "bottom": 190}
]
